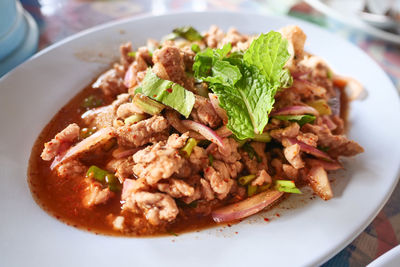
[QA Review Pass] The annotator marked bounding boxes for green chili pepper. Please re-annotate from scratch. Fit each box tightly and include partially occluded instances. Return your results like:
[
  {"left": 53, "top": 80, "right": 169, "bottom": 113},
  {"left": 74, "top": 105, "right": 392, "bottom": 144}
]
[{"left": 86, "top": 166, "right": 108, "bottom": 183}]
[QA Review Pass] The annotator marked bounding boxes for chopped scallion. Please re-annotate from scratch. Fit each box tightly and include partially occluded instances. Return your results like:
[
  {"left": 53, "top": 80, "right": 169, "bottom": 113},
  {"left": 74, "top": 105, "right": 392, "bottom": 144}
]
[
  {"left": 133, "top": 93, "right": 165, "bottom": 115},
  {"left": 180, "top": 138, "right": 197, "bottom": 158},
  {"left": 253, "top": 132, "right": 271, "bottom": 142},
  {"left": 208, "top": 154, "right": 214, "bottom": 166},
  {"left": 247, "top": 184, "right": 258, "bottom": 197},
  {"left": 275, "top": 180, "right": 302, "bottom": 194},
  {"left": 191, "top": 43, "right": 201, "bottom": 53},
  {"left": 238, "top": 174, "right": 256, "bottom": 186},
  {"left": 124, "top": 114, "right": 146, "bottom": 125}
]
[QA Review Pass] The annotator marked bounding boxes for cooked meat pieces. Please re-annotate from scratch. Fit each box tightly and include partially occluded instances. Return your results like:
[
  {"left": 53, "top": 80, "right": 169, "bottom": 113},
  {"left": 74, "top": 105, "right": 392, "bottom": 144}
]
[
  {"left": 279, "top": 25, "right": 306, "bottom": 71},
  {"left": 125, "top": 46, "right": 151, "bottom": 91},
  {"left": 121, "top": 177, "right": 149, "bottom": 200},
  {"left": 211, "top": 138, "right": 241, "bottom": 164},
  {"left": 82, "top": 179, "right": 113, "bottom": 208},
  {"left": 116, "top": 102, "right": 145, "bottom": 118},
  {"left": 82, "top": 93, "right": 130, "bottom": 128},
  {"left": 251, "top": 170, "right": 272, "bottom": 186},
  {"left": 222, "top": 28, "right": 249, "bottom": 47},
  {"left": 33, "top": 25, "right": 366, "bottom": 235},
  {"left": 119, "top": 42, "right": 134, "bottom": 70},
  {"left": 56, "top": 159, "right": 86, "bottom": 178},
  {"left": 240, "top": 142, "right": 268, "bottom": 175},
  {"left": 296, "top": 132, "right": 318, "bottom": 147},
  {"left": 203, "top": 25, "right": 225, "bottom": 48},
  {"left": 132, "top": 133, "right": 188, "bottom": 185},
  {"left": 200, "top": 178, "right": 215, "bottom": 201},
  {"left": 284, "top": 143, "right": 305, "bottom": 169},
  {"left": 116, "top": 115, "right": 169, "bottom": 147},
  {"left": 106, "top": 157, "right": 135, "bottom": 181},
  {"left": 41, "top": 123, "right": 80, "bottom": 161},
  {"left": 123, "top": 191, "right": 179, "bottom": 225},
  {"left": 53, "top": 127, "right": 115, "bottom": 167},
  {"left": 157, "top": 178, "right": 195, "bottom": 198},
  {"left": 92, "top": 68, "right": 127, "bottom": 97},
  {"left": 282, "top": 164, "right": 299, "bottom": 180},
  {"left": 152, "top": 46, "right": 194, "bottom": 90},
  {"left": 204, "top": 160, "right": 242, "bottom": 200},
  {"left": 302, "top": 123, "right": 364, "bottom": 157},
  {"left": 270, "top": 123, "right": 300, "bottom": 141},
  {"left": 191, "top": 95, "right": 222, "bottom": 128}
]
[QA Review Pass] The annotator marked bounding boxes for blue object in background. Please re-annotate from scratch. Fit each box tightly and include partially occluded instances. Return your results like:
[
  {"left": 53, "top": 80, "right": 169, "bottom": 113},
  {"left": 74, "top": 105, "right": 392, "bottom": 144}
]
[{"left": 0, "top": 0, "right": 39, "bottom": 78}]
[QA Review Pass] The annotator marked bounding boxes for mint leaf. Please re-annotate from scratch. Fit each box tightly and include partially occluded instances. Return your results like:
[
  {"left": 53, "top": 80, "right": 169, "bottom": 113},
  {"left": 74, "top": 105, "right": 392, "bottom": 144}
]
[
  {"left": 243, "top": 31, "right": 290, "bottom": 87},
  {"left": 204, "top": 60, "right": 242, "bottom": 87},
  {"left": 273, "top": 114, "right": 315, "bottom": 126},
  {"left": 193, "top": 31, "right": 291, "bottom": 140},
  {"left": 140, "top": 69, "right": 195, "bottom": 118},
  {"left": 211, "top": 65, "right": 274, "bottom": 139},
  {"left": 173, "top": 26, "right": 202, "bottom": 41},
  {"left": 193, "top": 43, "right": 232, "bottom": 79}
]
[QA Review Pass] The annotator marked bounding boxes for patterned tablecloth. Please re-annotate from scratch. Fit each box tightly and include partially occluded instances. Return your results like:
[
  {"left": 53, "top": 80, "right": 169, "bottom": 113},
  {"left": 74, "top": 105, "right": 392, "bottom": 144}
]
[{"left": 21, "top": 0, "right": 400, "bottom": 266}]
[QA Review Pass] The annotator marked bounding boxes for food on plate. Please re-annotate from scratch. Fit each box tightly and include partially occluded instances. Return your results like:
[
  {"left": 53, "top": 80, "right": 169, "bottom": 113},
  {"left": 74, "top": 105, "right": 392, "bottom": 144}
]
[{"left": 28, "top": 25, "right": 364, "bottom": 236}]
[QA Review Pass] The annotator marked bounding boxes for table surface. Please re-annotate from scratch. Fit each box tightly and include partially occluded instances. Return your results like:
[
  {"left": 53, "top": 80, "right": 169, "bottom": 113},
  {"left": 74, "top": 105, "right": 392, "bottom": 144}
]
[{"left": 20, "top": 0, "right": 400, "bottom": 266}]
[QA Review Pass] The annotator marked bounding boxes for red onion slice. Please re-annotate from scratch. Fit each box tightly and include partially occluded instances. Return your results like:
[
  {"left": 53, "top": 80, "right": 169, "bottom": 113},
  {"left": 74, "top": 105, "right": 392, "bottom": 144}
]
[
  {"left": 306, "top": 158, "right": 342, "bottom": 171},
  {"left": 181, "top": 120, "right": 226, "bottom": 150},
  {"left": 52, "top": 127, "right": 115, "bottom": 169},
  {"left": 321, "top": 115, "right": 337, "bottom": 131},
  {"left": 209, "top": 93, "right": 228, "bottom": 124},
  {"left": 165, "top": 110, "right": 204, "bottom": 140},
  {"left": 285, "top": 138, "right": 334, "bottom": 162},
  {"left": 211, "top": 190, "right": 284, "bottom": 223},
  {"left": 270, "top": 105, "right": 319, "bottom": 116}
]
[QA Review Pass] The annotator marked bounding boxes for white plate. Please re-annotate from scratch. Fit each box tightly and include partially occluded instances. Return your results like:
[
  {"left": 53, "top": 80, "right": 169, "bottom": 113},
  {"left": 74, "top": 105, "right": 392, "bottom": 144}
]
[
  {"left": 305, "top": 0, "right": 400, "bottom": 44},
  {"left": 368, "top": 245, "right": 400, "bottom": 267},
  {"left": 0, "top": 11, "right": 399, "bottom": 267}
]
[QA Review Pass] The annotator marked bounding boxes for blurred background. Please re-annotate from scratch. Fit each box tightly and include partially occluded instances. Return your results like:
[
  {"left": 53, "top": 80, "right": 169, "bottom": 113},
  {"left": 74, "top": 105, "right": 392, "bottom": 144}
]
[
  {"left": 1, "top": 0, "right": 400, "bottom": 91},
  {"left": 1, "top": 0, "right": 400, "bottom": 266}
]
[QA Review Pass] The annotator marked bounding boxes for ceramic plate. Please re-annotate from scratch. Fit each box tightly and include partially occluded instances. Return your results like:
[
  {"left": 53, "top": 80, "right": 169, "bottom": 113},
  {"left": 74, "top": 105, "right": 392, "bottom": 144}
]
[
  {"left": 0, "top": 11, "right": 399, "bottom": 267},
  {"left": 368, "top": 245, "right": 400, "bottom": 267},
  {"left": 305, "top": 0, "right": 400, "bottom": 44}
]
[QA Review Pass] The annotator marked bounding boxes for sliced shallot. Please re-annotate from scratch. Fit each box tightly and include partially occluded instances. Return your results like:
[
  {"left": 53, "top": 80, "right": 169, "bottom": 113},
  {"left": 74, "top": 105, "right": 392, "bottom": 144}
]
[
  {"left": 284, "top": 138, "right": 333, "bottom": 162},
  {"left": 165, "top": 110, "right": 204, "bottom": 140},
  {"left": 51, "top": 127, "right": 115, "bottom": 169},
  {"left": 211, "top": 190, "right": 284, "bottom": 223},
  {"left": 181, "top": 120, "right": 226, "bottom": 151},
  {"left": 305, "top": 158, "right": 342, "bottom": 171}
]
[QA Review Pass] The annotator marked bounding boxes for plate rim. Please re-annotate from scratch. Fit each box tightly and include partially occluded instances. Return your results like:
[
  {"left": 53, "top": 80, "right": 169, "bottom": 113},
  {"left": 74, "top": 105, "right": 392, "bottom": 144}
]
[{"left": 1, "top": 10, "right": 400, "bottom": 267}]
